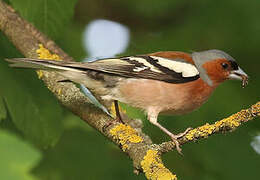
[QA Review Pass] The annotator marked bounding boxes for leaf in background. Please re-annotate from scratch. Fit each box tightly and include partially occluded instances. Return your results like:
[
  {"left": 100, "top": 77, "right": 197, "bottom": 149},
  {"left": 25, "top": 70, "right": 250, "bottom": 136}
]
[
  {"left": 9, "top": 0, "right": 78, "bottom": 39},
  {"left": 32, "top": 128, "right": 142, "bottom": 180},
  {"left": 0, "top": 62, "right": 63, "bottom": 148},
  {"left": 0, "top": 97, "right": 7, "bottom": 122},
  {"left": 0, "top": 130, "right": 42, "bottom": 180},
  {"left": 3, "top": 0, "right": 10, "bottom": 4},
  {"left": 0, "top": 33, "right": 63, "bottom": 148}
]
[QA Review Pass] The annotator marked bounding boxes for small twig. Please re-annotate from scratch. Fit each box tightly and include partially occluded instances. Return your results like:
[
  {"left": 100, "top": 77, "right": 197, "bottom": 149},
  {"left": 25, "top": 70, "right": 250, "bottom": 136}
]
[{"left": 155, "top": 101, "right": 260, "bottom": 154}]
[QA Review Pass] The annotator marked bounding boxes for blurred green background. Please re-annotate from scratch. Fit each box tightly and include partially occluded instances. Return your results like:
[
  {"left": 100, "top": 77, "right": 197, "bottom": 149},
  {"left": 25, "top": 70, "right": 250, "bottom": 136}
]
[{"left": 0, "top": 0, "right": 260, "bottom": 180}]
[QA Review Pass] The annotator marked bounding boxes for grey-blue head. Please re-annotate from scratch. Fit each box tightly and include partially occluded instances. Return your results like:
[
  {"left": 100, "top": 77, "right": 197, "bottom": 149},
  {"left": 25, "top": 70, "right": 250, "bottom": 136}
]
[{"left": 192, "top": 50, "right": 248, "bottom": 87}]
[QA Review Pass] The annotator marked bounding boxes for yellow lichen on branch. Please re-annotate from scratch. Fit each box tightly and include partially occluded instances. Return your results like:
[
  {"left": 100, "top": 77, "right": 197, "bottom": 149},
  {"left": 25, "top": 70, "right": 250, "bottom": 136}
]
[
  {"left": 185, "top": 123, "right": 215, "bottom": 140},
  {"left": 110, "top": 124, "right": 143, "bottom": 151},
  {"left": 36, "top": 44, "right": 60, "bottom": 60},
  {"left": 35, "top": 44, "right": 63, "bottom": 95},
  {"left": 185, "top": 102, "right": 260, "bottom": 141},
  {"left": 251, "top": 102, "right": 260, "bottom": 116},
  {"left": 36, "top": 44, "right": 61, "bottom": 79},
  {"left": 141, "top": 150, "right": 177, "bottom": 180}
]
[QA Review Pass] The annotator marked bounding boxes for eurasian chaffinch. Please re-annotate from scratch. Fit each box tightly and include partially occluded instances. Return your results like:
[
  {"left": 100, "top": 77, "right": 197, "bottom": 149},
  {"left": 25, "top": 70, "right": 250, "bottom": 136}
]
[{"left": 6, "top": 49, "right": 248, "bottom": 153}]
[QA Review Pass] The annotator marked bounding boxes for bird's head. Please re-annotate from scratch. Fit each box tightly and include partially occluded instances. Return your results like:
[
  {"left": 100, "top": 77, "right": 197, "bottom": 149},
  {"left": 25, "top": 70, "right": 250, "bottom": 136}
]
[{"left": 192, "top": 50, "right": 248, "bottom": 87}]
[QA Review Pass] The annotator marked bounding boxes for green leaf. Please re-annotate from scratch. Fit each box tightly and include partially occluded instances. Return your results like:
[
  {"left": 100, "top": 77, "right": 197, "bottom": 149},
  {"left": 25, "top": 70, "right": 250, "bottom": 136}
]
[
  {"left": 0, "top": 62, "right": 63, "bottom": 148},
  {"left": 3, "top": 0, "right": 10, "bottom": 4},
  {"left": 0, "top": 97, "right": 7, "bottom": 122},
  {"left": 0, "top": 130, "right": 42, "bottom": 180},
  {"left": 0, "top": 33, "right": 63, "bottom": 148},
  {"left": 33, "top": 128, "right": 142, "bottom": 180},
  {"left": 9, "top": 0, "right": 78, "bottom": 39}
]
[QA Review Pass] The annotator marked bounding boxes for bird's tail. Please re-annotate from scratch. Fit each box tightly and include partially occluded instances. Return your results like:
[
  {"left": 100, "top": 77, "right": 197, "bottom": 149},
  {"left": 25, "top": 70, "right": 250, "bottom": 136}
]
[
  {"left": 5, "top": 58, "right": 114, "bottom": 116},
  {"left": 5, "top": 58, "right": 93, "bottom": 88},
  {"left": 5, "top": 58, "right": 83, "bottom": 72}
]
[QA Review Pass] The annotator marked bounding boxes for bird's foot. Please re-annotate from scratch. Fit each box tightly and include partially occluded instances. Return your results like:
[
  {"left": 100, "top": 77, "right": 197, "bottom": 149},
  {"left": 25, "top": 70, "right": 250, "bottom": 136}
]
[
  {"left": 170, "top": 127, "right": 192, "bottom": 154},
  {"left": 102, "top": 116, "right": 125, "bottom": 132},
  {"left": 170, "top": 136, "right": 182, "bottom": 154},
  {"left": 102, "top": 100, "right": 124, "bottom": 132},
  {"left": 174, "top": 127, "right": 192, "bottom": 139}
]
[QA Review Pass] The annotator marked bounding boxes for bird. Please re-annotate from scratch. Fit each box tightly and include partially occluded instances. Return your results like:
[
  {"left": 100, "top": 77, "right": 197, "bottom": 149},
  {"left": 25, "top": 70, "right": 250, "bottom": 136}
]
[{"left": 5, "top": 49, "right": 249, "bottom": 153}]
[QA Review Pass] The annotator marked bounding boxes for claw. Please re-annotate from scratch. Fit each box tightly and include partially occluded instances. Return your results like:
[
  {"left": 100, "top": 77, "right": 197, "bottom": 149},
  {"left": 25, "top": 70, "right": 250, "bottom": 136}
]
[
  {"left": 170, "top": 127, "right": 192, "bottom": 154},
  {"left": 102, "top": 116, "right": 125, "bottom": 132},
  {"left": 171, "top": 137, "right": 183, "bottom": 155}
]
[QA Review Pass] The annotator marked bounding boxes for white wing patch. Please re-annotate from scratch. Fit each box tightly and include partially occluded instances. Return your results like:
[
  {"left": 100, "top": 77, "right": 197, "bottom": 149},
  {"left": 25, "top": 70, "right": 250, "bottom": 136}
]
[
  {"left": 150, "top": 56, "right": 199, "bottom": 77},
  {"left": 127, "top": 57, "right": 161, "bottom": 73},
  {"left": 133, "top": 66, "right": 149, "bottom": 72}
]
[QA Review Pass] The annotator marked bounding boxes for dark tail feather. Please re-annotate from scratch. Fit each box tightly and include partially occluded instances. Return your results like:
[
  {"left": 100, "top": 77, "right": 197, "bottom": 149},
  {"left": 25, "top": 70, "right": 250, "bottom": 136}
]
[{"left": 5, "top": 58, "right": 78, "bottom": 72}]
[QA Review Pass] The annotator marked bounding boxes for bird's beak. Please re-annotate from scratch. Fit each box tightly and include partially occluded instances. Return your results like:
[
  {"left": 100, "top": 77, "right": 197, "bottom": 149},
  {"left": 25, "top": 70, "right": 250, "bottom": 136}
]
[{"left": 228, "top": 67, "right": 249, "bottom": 87}]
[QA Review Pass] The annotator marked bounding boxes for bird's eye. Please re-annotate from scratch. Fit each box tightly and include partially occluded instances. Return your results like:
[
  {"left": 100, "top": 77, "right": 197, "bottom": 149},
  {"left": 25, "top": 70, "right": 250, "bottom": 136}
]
[{"left": 221, "top": 63, "right": 229, "bottom": 70}]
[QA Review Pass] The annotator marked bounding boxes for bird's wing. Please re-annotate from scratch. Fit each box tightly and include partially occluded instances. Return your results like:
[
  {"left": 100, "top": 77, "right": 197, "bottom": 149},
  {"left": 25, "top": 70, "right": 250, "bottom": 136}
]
[
  {"left": 83, "top": 55, "right": 200, "bottom": 83},
  {"left": 6, "top": 55, "right": 200, "bottom": 83}
]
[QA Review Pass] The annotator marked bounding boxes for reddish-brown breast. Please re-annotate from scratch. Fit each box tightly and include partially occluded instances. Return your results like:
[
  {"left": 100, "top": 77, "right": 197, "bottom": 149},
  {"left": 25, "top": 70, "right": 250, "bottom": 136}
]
[{"left": 117, "top": 77, "right": 216, "bottom": 115}]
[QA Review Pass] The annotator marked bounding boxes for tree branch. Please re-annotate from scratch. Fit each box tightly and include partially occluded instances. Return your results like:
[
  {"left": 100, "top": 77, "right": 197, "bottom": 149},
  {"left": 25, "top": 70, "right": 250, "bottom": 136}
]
[
  {"left": 154, "top": 102, "right": 260, "bottom": 154},
  {"left": 0, "top": 1, "right": 259, "bottom": 180}
]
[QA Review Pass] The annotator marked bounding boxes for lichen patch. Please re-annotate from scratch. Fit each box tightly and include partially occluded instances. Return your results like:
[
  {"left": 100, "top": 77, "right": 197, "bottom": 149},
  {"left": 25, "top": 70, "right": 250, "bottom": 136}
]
[
  {"left": 36, "top": 44, "right": 60, "bottom": 60},
  {"left": 36, "top": 44, "right": 61, "bottom": 79},
  {"left": 141, "top": 150, "right": 177, "bottom": 180},
  {"left": 109, "top": 124, "right": 143, "bottom": 151}
]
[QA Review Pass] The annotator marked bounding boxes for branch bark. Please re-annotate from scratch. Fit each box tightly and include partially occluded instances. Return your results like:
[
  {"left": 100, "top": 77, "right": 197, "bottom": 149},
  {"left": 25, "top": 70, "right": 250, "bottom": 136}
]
[{"left": 0, "top": 1, "right": 259, "bottom": 179}]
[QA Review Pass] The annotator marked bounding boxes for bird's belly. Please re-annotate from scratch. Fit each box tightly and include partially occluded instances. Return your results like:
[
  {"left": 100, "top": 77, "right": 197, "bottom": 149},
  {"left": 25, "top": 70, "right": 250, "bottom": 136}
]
[
  {"left": 117, "top": 79, "right": 213, "bottom": 115},
  {"left": 160, "top": 106, "right": 196, "bottom": 115}
]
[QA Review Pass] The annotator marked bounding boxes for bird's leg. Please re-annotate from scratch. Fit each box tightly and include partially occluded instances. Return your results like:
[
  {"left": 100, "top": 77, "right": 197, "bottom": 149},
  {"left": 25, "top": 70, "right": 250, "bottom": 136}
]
[
  {"left": 114, "top": 100, "right": 124, "bottom": 123},
  {"left": 148, "top": 112, "right": 190, "bottom": 154},
  {"left": 102, "top": 100, "right": 124, "bottom": 132}
]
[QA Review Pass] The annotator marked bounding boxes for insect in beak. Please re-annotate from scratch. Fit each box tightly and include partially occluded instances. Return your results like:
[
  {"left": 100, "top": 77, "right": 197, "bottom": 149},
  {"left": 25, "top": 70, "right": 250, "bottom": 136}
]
[{"left": 228, "top": 67, "right": 249, "bottom": 88}]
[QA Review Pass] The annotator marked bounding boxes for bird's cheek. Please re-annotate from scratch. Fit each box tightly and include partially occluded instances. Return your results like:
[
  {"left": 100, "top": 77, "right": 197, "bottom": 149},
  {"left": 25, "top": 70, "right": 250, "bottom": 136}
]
[
  {"left": 223, "top": 71, "right": 231, "bottom": 80},
  {"left": 220, "top": 72, "right": 230, "bottom": 83},
  {"left": 206, "top": 71, "right": 222, "bottom": 84}
]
